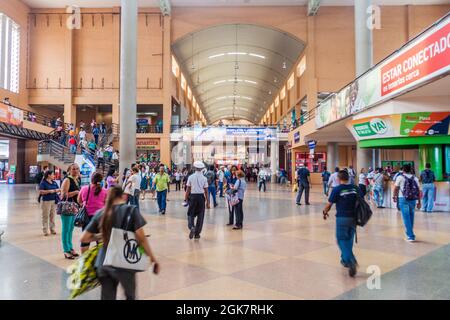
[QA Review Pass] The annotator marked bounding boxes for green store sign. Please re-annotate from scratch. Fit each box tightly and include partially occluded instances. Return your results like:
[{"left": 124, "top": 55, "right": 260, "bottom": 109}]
[{"left": 353, "top": 118, "right": 388, "bottom": 137}]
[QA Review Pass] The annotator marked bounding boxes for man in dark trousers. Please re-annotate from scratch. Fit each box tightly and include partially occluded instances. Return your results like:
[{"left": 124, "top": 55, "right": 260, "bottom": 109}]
[
  {"left": 296, "top": 163, "right": 312, "bottom": 205},
  {"left": 185, "top": 161, "right": 210, "bottom": 240}
]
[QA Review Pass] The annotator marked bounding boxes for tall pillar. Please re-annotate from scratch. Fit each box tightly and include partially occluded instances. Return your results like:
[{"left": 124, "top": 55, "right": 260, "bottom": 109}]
[
  {"left": 270, "top": 140, "right": 279, "bottom": 182},
  {"left": 119, "top": 0, "right": 137, "bottom": 176},
  {"left": 327, "top": 142, "right": 339, "bottom": 171},
  {"left": 419, "top": 145, "right": 443, "bottom": 181},
  {"left": 355, "top": 0, "right": 373, "bottom": 76},
  {"left": 356, "top": 144, "right": 372, "bottom": 173}
]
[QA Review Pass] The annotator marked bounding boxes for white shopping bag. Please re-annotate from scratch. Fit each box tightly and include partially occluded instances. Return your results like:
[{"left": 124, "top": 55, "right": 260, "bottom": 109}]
[{"left": 103, "top": 227, "right": 150, "bottom": 272}]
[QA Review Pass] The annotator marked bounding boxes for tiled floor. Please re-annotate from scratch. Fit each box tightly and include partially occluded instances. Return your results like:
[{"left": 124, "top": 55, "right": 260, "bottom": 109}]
[{"left": 0, "top": 183, "right": 449, "bottom": 300}]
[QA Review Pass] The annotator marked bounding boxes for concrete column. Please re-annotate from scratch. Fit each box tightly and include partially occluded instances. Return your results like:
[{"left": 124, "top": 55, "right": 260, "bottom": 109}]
[
  {"left": 119, "top": 0, "right": 137, "bottom": 176},
  {"left": 356, "top": 144, "right": 372, "bottom": 173},
  {"left": 355, "top": 0, "right": 373, "bottom": 76},
  {"left": 327, "top": 142, "right": 339, "bottom": 171},
  {"left": 64, "top": 104, "right": 76, "bottom": 125},
  {"left": 270, "top": 139, "right": 279, "bottom": 182}
]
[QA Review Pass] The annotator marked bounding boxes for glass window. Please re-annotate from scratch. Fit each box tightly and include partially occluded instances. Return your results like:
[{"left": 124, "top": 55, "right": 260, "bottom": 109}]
[
  {"left": 287, "top": 73, "right": 295, "bottom": 90},
  {"left": 171, "top": 55, "right": 180, "bottom": 77},
  {"left": 0, "top": 13, "right": 20, "bottom": 93},
  {"left": 280, "top": 86, "right": 286, "bottom": 100}
]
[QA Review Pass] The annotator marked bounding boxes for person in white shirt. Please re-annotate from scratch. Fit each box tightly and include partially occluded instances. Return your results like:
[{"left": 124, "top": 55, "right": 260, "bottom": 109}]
[
  {"left": 185, "top": 161, "right": 209, "bottom": 240},
  {"left": 327, "top": 167, "right": 340, "bottom": 196},
  {"left": 393, "top": 163, "right": 421, "bottom": 242},
  {"left": 79, "top": 128, "right": 86, "bottom": 141},
  {"left": 123, "top": 167, "right": 140, "bottom": 209},
  {"left": 96, "top": 148, "right": 105, "bottom": 171},
  {"left": 174, "top": 169, "right": 182, "bottom": 191},
  {"left": 258, "top": 167, "right": 267, "bottom": 192},
  {"left": 217, "top": 166, "right": 225, "bottom": 197}
]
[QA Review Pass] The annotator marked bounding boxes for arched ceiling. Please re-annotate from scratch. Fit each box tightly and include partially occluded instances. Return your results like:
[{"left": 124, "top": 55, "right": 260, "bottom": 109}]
[{"left": 172, "top": 24, "right": 306, "bottom": 124}]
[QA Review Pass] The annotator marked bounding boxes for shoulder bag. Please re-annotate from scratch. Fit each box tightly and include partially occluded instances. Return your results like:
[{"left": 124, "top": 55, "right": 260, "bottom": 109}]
[
  {"left": 103, "top": 206, "right": 149, "bottom": 272},
  {"left": 74, "top": 186, "right": 91, "bottom": 228}
]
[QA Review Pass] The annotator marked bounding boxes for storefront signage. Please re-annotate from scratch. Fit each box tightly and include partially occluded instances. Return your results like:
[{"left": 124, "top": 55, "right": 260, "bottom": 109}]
[
  {"left": 307, "top": 140, "right": 317, "bottom": 149},
  {"left": 294, "top": 132, "right": 300, "bottom": 143},
  {"left": 136, "top": 138, "right": 160, "bottom": 150},
  {"left": 348, "top": 112, "right": 450, "bottom": 141},
  {"left": 316, "top": 14, "right": 450, "bottom": 129},
  {"left": 0, "top": 105, "right": 24, "bottom": 127}
]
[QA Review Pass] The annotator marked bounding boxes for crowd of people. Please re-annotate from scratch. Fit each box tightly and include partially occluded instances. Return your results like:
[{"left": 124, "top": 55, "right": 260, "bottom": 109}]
[
  {"left": 295, "top": 162, "right": 436, "bottom": 277},
  {"left": 32, "top": 155, "right": 438, "bottom": 298}
]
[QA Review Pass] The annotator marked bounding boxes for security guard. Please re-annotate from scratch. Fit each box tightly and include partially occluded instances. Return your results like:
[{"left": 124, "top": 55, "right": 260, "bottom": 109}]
[{"left": 185, "top": 161, "right": 209, "bottom": 240}]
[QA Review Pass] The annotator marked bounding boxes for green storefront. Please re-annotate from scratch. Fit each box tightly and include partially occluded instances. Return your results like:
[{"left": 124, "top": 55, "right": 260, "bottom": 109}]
[{"left": 348, "top": 112, "right": 450, "bottom": 211}]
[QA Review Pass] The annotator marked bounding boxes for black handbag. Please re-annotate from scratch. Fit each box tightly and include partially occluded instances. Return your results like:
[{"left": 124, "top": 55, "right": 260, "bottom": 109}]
[{"left": 74, "top": 186, "right": 91, "bottom": 228}]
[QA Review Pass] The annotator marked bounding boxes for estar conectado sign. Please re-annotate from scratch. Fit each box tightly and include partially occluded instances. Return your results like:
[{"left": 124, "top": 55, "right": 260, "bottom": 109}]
[{"left": 381, "top": 19, "right": 450, "bottom": 96}]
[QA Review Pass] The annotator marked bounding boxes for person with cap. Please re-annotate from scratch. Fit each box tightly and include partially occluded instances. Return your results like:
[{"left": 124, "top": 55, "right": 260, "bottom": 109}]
[{"left": 184, "top": 161, "right": 209, "bottom": 240}]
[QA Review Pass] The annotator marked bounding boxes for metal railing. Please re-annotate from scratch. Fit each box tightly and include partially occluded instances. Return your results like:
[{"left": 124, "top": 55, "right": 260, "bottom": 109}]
[{"left": 38, "top": 140, "right": 75, "bottom": 165}]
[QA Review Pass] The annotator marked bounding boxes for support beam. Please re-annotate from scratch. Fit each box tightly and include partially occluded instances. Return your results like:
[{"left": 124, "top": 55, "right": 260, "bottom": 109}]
[
  {"left": 119, "top": 0, "right": 138, "bottom": 176},
  {"left": 307, "top": 0, "right": 321, "bottom": 16},
  {"left": 355, "top": 0, "right": 373, "bottom": 76}
]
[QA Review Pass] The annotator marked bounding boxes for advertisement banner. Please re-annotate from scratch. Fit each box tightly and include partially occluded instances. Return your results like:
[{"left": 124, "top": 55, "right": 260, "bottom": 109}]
[
  {"left": 348, "top": 112, "right": 450, "bottom": 141},
  {"left": 0, "top": 105, "right": 24, "bottom": 127},
  {"left": 136, "top": 138, "right": 160, "bottom": 150},
  {"left": 316, "top": 14, "right": 450, "bottom": 129}
]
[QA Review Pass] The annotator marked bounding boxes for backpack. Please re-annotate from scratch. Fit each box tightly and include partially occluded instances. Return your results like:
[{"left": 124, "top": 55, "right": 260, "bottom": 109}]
[
  {"left": 205, "top": 171, "right": 216, "bottom": 185},
  {"left": 403, "top": 176, "right": 420, "bottom": 200},
  {"left": 354, "top": 191, "right": 372, "bottom": 227}
]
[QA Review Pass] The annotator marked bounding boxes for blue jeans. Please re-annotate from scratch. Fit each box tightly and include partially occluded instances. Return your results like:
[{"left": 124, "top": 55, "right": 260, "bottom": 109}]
[
  {"left": 218, "top": 182, "right": 224, "bottom": 197},
  {"left": 336, "top": 217, "right": 357, "bottom": 267},
  {"left": 156, "top": 190, "right": 167, "bottom": 211},
  {"left": 373, "top": 185, "right": 384, "bottom": 207},
  {"left": 323, "top": 181, "right": 328, "bottom": 195},
  {"left": 208, "top": 185, "right": 217, "bottom": 206},
  {"left": 422, "top": 183, "right": 435, "bottom": 212},
  {"left": 399, "top": 197, "right": 416, "bottom": 240},
  {"left": 70, "top": 145, "right": 77, "bottom": 154}
]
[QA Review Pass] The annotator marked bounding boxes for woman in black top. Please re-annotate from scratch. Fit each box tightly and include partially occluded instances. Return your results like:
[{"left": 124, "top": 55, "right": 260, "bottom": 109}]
[
  {"left": 80, "top": 187, "right": 160, "bottom": 300},
  {"left": 60, "top": 164, "right": 81, "bottom": 259}
]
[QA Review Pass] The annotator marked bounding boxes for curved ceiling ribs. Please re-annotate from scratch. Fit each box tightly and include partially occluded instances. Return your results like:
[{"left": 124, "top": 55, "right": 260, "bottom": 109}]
[{"left": 172, "top": 24, "right": 305, "bottom": 124}]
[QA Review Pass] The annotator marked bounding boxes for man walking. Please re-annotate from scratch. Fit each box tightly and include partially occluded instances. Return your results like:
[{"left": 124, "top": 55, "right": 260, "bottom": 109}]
[
  {"left": 321, "top": 167, "right": 331, "bottom": 195},
  {"left": 372, "top": 168, "right": 385, "bottom": 208},
  {"left": 322, "top": 170, "right": 363, "bottom": 277},
  {"left": 258, "top": 166, "right": 267, "bottom": 192},
  {"left": 185, "top": 161, "right": 209, "bottom": 240},
  {"left": 174, "top": 169, "right": 182, "bottom": 191},
  {"left": 419, "top": 163, "right": 436, "bottom": 213},
  {"left": 205, "top": 165, "right": 218, "bottom": 208},
  {"left": 153, "top": 164, "right": 170, "bottom": 214},
  {"left": 393, "top": 164, "right": 421, "bottom": 242},
  {"left": 327, "top": 167, "right": 340, "bottom": 196},
  {"left": 296, "top": 163, "right": 311, "bottom": 205},
  {"left": 217, "top": 166, "right": 225, "bottom": 197}
]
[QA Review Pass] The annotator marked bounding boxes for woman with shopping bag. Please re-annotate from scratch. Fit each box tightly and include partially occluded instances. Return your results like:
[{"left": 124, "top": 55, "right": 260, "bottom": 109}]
[{"left": 80, "top": 186, "right": 160, "bottom": 300}]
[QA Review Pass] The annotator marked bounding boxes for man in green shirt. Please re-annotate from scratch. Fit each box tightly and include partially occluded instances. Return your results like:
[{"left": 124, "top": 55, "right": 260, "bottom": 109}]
[{"left": 153, "top": 164, "right": 170, "bottom": 214}]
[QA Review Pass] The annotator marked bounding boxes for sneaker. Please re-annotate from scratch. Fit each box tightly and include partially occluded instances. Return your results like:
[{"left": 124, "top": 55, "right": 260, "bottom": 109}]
[
  {"left": 161, "top": 210, "right": 166, "bottom": 215},
  {"left": 214, "top": 203, "right": 218, "bottom": 208},
  {"left": 349, "top": 264, "right": 357, "bottom": 277},
  {"left": 405, "top": 238, "right": 416, "bottom": 242},
  {"left": 43, "top": 232, "right": 49, "bottom": 237},
  {"left": 194, "top": 234, "right": 201, "bottom": 239},
  {"left": 296, "top": 203, "right": 301, "bottom": 206},
  {"left": 50, "top": 230, "right": 56, "bottom": 235},
  {"left": 226, "top": 223, "right": 233, "bottom": 226},
  {"left": 189, "top": 228, "right": 195, "bottom": 240}
]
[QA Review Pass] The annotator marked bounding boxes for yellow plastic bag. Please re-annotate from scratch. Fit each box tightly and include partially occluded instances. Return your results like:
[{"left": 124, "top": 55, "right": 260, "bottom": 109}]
[
  {"left": 292, "top": 183, "right": 298, "bottom": 192},
  {"left": 67, "top": 243, "right": 103, "bottom": 299}
]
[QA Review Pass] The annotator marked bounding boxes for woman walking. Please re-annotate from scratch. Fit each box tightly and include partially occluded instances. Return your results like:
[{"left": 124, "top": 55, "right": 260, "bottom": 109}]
[
  {"left": 106, "top": 167, "right": 118, "bottom": 189},
  {"left": 39, "top": 170, "right": 60, "bottom": 236},
  {"left": 60, "top": 164, "right": 81, "bottom": 259},
  {"left": 80, "top": 187, "right": 160, "bottom": 300},
  {"left": 358, "top": 168, "right": 368, "bottom": 196},
  {"left": 78, "top": 173, "right": 107, "bottom": 253}
]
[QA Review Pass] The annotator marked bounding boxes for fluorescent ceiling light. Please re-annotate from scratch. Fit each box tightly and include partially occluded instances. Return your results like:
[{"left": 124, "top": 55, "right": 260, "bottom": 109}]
[
  {"left": 208, "top": 53, "right": 225, "bottom": 59},
  {"left": 241, "top": 96, "right": 253, "bottom": 100},
  {"left": 228, "top": 79, "right": 243, "bottom": 82},
  {"left": 214, "top": 80, "right": 226, "bottom": 85},
  {"left": 249, "top": 53, "right": 266, "bottom": 59},
  {"left": 244, "top": 80, "right": 257, "bottom": 84},
  {"left": 227, "top": 52, "right": 247, "bottom": 55}
]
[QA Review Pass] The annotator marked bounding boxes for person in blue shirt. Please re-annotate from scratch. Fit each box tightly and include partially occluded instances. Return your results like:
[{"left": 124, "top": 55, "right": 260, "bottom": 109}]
[
  {"left": 322, "top": 170, "right": 363, "bottom": 277},
  {"left": 92, "top": 125, "right": 100, "bottom": 145},
  {"left": 321, "top": 167, "right": 331, "bottom": 195},
  {"left": 39, "top": 170, "right": 61, "bottom": 236},
  {"left": 226, "top": 166, "right": 238, "bottom": 226}
]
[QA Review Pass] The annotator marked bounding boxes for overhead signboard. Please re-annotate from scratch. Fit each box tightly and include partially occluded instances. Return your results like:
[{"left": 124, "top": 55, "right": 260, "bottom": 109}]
[
  {"left": 316, "top": 14, "right": 450, "bottom": 129},
  {"left": 347, "top": 112, "right": 450, "bottom": 141},
  {"left": 136, "top": 138, "right": 160, "bottom": 150},
  {"left": 0, "top": 105, "right": 24, "bottom": 127}
]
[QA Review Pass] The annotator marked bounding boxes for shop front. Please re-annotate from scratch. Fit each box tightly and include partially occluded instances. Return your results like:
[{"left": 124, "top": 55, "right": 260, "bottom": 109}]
[
  {"left": 347, "top": 112, "right": 450, "bottom": 212},
  {"left": 136, "top": 138, "right": 160, "bottom": 166}
]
